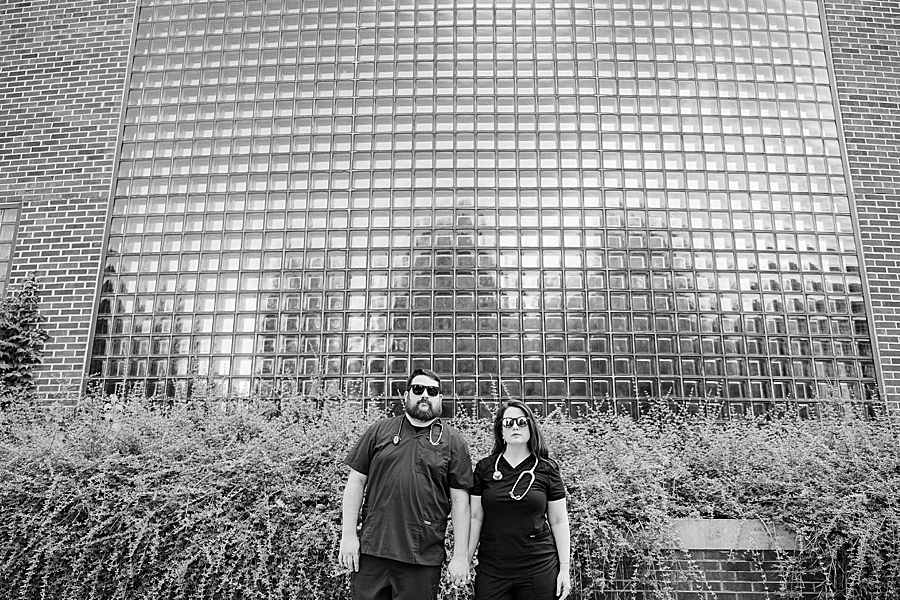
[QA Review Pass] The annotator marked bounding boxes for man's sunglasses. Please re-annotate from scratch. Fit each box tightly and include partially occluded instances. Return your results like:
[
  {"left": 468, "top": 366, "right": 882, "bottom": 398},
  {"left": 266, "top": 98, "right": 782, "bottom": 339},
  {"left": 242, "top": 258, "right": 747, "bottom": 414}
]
[
  {"left": 410, "top": 384, "right": 441, "bottom": 397},
  {"left": 501, "top": 417, "right": 529, "bottom": 429}
]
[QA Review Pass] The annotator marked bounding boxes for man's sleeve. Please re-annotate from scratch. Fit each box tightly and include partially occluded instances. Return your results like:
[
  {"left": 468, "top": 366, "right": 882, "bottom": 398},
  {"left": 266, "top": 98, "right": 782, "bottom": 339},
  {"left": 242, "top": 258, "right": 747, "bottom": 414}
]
[
  {"left": 344, "top": 422, "right": 377, "bottom": 475},
  {"left": 447, "top": 432, "right": 474, "bottom": 489},
  {"left": 470, "top": 458, "right": 485, "bottom": 496}
]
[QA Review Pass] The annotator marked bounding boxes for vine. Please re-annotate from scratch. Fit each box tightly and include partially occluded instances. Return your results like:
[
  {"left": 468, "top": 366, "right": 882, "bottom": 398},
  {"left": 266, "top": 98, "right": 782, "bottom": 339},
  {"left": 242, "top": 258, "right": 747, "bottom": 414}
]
[{"left": 0, "top": 273, "right": 49, "bottom": 402}]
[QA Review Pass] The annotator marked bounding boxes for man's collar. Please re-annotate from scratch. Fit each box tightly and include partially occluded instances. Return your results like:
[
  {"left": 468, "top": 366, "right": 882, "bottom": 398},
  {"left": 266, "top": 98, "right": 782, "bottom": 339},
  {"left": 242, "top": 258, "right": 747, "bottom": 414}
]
[{"left": 404, "top": 413, "right": 438, "bottom": 428}]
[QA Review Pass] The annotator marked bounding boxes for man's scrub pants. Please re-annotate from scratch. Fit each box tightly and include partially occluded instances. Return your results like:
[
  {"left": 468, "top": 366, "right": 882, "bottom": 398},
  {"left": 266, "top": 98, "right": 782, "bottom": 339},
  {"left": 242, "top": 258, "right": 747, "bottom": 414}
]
[{"left": 351, "top": 554, "right": 442, "bottom": 600}]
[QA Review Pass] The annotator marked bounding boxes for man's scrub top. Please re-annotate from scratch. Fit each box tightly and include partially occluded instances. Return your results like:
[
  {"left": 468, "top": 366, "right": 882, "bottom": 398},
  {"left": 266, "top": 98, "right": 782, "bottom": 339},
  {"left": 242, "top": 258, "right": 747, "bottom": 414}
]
[
  {"left": 471, "top": 453, "right": 566, "bottom": 577},
  {"left": 345, "top": 415, "right": 473, "bottom": 566}
]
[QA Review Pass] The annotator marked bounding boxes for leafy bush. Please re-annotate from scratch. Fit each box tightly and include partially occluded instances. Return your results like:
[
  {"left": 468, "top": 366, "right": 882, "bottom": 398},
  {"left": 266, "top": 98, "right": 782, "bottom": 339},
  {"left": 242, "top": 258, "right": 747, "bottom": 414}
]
[
  {"left": 0, "top": 390, "right": 377, "bottom": 600},
  {"left": 1, "top": 390, "right": 898, "bottom": 599}
]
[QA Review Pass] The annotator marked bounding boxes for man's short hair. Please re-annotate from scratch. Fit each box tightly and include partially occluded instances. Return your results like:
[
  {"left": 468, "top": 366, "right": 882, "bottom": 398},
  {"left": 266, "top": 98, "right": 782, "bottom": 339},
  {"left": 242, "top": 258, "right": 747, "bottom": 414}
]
[{"left": 406, "top": 368, "right": 441, "bottom": 389}]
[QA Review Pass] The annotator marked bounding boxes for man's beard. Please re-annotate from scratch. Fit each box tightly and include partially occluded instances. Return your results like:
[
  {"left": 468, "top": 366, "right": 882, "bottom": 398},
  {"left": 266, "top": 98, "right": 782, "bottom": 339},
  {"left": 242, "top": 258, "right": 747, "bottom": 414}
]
[{"left": 406, "top": 397, "right": 439, "bottom": 421}]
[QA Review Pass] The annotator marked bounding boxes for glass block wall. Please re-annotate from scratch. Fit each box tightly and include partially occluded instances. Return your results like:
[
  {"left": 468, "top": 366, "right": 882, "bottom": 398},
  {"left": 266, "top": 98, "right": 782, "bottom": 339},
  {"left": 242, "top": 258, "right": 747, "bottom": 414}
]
[{"left": 90, "top": 0, "right": 878, "bottom": 414}]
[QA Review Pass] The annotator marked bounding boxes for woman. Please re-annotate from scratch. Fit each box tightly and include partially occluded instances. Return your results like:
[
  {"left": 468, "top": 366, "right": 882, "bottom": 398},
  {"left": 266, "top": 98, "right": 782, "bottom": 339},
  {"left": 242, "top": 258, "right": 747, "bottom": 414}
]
[{"left": 468, "top": 400, "right": 571, "bottom": 600}]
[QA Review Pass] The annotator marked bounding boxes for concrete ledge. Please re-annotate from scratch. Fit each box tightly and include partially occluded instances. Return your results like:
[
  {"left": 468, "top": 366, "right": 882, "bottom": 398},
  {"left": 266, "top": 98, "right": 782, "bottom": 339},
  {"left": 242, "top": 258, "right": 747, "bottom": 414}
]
[{"left": 670, "top": 519, "right": 797, "bottom": 551}]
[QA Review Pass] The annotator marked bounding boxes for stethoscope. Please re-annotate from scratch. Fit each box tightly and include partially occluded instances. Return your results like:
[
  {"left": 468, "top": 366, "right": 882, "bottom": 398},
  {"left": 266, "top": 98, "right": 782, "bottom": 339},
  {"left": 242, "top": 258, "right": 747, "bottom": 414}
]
[
  {"left": 392, "top": 416, "right": 444, "bottom": 446},
  {"left": 493, "top": 453, "right": 539, "bottom": 501}
]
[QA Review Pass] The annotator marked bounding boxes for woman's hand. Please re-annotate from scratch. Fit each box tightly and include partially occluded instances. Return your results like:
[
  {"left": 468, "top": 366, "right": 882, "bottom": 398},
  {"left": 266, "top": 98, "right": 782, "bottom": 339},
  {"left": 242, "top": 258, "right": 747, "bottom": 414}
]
[{"left": 556, "top": 566, "right": 571, "bottom": 600}]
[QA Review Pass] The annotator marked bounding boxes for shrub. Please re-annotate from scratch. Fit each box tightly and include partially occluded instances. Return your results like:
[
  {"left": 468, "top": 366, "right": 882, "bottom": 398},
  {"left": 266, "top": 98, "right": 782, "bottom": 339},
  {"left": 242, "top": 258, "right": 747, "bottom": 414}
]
[
  {"left": 0, "top": 390, "right": 898, "bottom": 599},
  {"left": 0, "top": 390, "right": 381, "bottom": 600}
]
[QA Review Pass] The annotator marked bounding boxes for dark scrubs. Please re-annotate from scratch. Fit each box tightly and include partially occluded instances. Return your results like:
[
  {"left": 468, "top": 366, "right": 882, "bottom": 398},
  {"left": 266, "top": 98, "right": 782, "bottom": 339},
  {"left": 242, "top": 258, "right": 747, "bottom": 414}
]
[
  {"left": 471, "top": 453, "right": 565, "bottom": 599},
  {"left": 345, "top": 415, "right": 473, "bottom": 566}
]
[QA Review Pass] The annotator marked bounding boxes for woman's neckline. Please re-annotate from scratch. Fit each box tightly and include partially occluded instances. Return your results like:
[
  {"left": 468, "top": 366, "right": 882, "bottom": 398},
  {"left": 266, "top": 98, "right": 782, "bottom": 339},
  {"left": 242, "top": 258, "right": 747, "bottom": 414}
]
[{"left": 502, "top": 449, "right": 533, "bottom": 469}]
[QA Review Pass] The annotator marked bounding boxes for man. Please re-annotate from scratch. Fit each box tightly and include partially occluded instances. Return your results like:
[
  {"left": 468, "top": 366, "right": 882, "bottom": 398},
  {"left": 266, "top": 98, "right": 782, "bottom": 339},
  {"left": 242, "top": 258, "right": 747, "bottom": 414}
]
[{"left": 339, "top": 368, "right": 473, "bottom": 600}]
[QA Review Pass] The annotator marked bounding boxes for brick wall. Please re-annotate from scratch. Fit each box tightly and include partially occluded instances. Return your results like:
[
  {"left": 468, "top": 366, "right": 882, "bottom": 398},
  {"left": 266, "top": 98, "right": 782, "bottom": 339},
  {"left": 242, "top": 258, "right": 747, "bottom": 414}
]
[
  {"left": 654, "top": 520, "right": 818, "bottom": 600},
  {"left": 591, "top": 549, "right": 819, "bottom": 600},
  {"left": 0, "top": 0, "right": 135, "bottom": 397},
  {"left": 579, "top": 520, "right": 821, "bottom": 599},
  {"left": 664, "top": 550, "right": 820, "bottom": 600},
  {"left": 824, "top": 1, "right": 900, "bottom": 409}
]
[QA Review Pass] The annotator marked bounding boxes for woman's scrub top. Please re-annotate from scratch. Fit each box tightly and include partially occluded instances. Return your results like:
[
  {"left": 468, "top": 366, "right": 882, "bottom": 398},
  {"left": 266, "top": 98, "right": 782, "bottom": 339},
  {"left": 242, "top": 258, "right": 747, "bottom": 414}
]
[
  {"left": 471, "top": 453, "right": 565, "bottom": 577},
  {"left": 345, "top": 415, "right": 473, "bottom": 566}
]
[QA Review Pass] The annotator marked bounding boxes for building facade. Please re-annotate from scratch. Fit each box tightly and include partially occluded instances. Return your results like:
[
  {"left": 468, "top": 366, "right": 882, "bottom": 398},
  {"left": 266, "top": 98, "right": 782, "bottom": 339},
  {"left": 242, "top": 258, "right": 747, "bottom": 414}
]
[{"left": 1, "top": 0, "right": 898, "bottom": 415}]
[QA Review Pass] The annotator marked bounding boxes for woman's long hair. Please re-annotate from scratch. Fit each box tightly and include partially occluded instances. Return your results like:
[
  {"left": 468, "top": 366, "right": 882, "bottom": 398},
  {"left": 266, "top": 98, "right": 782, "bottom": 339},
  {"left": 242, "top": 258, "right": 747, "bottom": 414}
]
[{"left": 490, "top": 400, "right": 551, "bottom": 460}]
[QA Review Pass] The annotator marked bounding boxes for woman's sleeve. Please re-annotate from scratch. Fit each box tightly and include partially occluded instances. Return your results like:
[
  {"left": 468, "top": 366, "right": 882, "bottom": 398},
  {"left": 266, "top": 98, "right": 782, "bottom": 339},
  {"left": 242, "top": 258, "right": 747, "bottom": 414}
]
[{"left": 546, "top": 459, "right": 566, "bottom": 502}]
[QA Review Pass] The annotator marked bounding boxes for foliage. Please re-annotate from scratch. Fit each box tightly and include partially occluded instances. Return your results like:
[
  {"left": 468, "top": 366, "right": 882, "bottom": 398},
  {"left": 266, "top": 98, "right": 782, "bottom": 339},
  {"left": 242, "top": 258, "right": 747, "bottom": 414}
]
[
  {"left": 0, "top": 385, "right": 899, "bottom": 599},
  {"left": 0, "top": 383, "right": 380, "bottom": 600},
  {"left": 0, "top": 273, "right": 49, "bottom": 399}
]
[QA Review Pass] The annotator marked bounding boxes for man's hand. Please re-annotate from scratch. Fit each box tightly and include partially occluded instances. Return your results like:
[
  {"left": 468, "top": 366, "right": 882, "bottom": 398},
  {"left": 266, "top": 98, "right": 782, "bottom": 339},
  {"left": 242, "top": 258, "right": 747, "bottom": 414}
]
[
  {"left": 447, "top": 555, "right": 469, "bottom": 586},
  {"left": 339, "top": 469, "right": 366, "bottom": 573},
  {"left": 339, "top": 534, "right": 360, "bottom": 572},
  {"left": 447, "top": 487, "right": 471, "bottom": 587}
]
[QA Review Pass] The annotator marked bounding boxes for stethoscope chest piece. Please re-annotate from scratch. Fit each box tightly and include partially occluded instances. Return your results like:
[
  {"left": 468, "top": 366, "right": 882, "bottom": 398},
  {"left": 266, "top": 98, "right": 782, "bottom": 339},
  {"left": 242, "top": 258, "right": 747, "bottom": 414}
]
[
  {"left": 492, "top": 470, "right": 502, "bottom": 480},
  {"left": 392, "top": 434, "right": 401, "bottom": 445}
]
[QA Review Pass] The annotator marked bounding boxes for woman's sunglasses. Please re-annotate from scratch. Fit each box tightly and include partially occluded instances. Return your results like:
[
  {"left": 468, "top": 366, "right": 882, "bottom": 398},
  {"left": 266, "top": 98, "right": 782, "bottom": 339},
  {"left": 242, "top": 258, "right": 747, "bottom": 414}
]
[
  {"left": 501, "top": 416, "right": 529, "bottom": 429},
  {"left": 409, "top": 384, "right": 441, "bottom": 397}
]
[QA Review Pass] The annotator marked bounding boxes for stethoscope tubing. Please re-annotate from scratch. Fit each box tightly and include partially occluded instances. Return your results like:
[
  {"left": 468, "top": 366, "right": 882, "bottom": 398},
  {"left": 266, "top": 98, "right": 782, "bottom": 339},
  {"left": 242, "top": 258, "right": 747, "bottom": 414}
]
[
  {"left": 493, "top": 453, "right": 539, "bottom": 501},
  {"left": 392, "top": 415, "right": 444, "bottom": 446}
]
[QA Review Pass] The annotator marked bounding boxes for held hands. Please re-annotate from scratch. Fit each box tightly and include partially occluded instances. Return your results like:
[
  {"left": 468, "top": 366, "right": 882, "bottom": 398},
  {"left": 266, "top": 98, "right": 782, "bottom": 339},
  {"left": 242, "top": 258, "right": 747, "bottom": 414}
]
[
  {"left": 447, "top": 555, "right": 470, "bottom": 587},
  {"left": 339, "top": 534, "right": 360, "bottom": 572}
]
